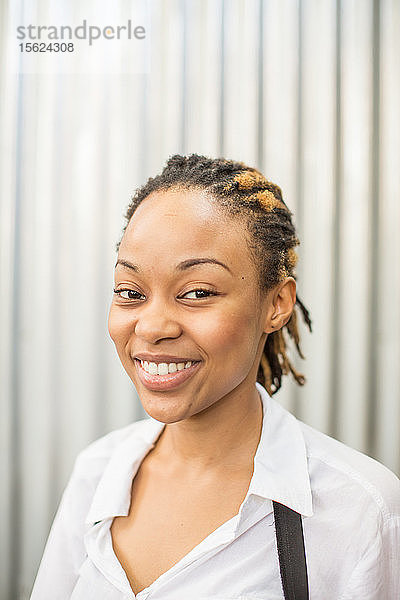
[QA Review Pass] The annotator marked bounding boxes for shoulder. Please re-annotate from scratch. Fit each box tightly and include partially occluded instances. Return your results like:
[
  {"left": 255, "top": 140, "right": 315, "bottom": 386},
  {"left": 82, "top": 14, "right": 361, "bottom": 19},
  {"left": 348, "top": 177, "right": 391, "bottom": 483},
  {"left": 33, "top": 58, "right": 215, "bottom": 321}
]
[
  {"left": 294, "top": 420, "right": 400, "bottom": 594},
  {"left": 298, "top": 419, "right": 400, "bottom": 522}
]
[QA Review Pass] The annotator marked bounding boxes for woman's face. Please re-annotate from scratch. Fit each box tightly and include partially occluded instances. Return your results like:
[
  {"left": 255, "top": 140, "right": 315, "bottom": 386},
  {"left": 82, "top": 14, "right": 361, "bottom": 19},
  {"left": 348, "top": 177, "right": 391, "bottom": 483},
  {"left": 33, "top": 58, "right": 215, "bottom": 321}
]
[{"left": 108, "top": 187, "right": 274, "bottom": 424}]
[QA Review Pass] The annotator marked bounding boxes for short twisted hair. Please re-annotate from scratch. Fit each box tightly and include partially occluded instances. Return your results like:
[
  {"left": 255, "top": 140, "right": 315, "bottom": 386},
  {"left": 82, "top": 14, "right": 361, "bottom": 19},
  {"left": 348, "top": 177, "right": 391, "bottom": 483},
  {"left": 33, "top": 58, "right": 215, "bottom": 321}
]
[{"left": 116, "top": 153, "right": 312, "bottom": 396}]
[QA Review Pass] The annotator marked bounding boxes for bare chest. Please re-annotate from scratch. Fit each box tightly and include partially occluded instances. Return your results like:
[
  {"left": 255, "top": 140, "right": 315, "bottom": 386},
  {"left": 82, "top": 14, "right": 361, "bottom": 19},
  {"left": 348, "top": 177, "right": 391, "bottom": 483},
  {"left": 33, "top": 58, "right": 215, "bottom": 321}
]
[{"left": 110, "top": 460, "right": 252, "bottom": 596}]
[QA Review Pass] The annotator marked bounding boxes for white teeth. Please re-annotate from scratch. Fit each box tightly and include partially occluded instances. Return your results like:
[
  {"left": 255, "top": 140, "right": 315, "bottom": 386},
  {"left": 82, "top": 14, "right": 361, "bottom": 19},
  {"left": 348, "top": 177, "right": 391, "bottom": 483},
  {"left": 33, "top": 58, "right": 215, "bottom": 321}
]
[
  {"left": 148, "top": 362, "right": 158, "bottom": 375},
  {"left": 139, "top": 359, "right": 196, "bottom": 375},
  {"left": 157, "top": 363, "right": 169, "bottom": 376}
]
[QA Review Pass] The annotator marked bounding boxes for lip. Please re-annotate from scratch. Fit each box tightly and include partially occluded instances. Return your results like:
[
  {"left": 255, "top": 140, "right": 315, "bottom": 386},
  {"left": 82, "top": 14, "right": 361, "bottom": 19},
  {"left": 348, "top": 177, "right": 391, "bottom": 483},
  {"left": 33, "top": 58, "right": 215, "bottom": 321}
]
[
  {"left": 134, "top": 352, "right": 200, "bottom": 363},
  {"left": 134, "top": 358, "right": 202, "bottom": 391}
]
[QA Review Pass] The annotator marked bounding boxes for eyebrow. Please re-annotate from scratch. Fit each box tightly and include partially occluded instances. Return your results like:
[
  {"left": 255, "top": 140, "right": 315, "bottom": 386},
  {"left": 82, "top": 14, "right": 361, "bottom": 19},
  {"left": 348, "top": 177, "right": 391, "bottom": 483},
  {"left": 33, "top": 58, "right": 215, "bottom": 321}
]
[{"left": 115, "top": 257, "right": 232, "bottom": 274}]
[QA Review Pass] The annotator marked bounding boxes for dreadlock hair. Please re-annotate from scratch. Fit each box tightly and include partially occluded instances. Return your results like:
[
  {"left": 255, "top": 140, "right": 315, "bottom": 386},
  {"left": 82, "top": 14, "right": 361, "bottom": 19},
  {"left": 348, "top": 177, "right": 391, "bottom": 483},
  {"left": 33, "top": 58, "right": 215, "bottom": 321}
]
[{"left": 116, "top": 153, "right": 313, "bottom": 397}]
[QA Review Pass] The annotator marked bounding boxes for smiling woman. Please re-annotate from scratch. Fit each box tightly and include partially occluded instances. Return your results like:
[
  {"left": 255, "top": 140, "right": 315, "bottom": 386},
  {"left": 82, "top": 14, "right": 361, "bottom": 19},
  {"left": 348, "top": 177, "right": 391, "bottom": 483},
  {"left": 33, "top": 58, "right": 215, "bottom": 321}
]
[{"left": 30, "top": 154, "right": 400, "bottom": 600}]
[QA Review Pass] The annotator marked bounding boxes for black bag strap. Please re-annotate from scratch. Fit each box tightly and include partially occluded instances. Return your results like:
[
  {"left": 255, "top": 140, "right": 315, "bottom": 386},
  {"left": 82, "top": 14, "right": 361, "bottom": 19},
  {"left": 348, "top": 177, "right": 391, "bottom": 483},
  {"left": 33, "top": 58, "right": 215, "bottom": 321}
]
[{"left": 272, "top": 501, "right": 309, "bottom": 600}]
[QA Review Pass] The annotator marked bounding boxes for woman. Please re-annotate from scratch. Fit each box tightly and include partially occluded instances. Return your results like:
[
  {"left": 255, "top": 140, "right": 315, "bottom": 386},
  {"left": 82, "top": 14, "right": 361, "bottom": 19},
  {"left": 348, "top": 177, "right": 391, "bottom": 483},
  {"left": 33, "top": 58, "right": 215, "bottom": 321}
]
[{"left": 30, "top": 154, "right": 399, "bottom": 599}]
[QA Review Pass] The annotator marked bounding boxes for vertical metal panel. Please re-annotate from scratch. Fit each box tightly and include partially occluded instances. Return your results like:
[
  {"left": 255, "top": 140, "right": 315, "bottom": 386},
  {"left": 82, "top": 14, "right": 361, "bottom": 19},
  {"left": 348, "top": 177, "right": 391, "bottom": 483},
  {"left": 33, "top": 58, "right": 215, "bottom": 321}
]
[
  {"left": 329, "top": 0, "right": 343, "bottom": 447},
  {"left": 18, "top": 73, "right": 59, "bottom": 599},
  {"left": 295, "top": 0, "right": 337, "bottom": 433},
  {"left": 222, "top": 0, "right": 260, "bottom": 164},
  {"left": 0, "top": 5, "right": 19, "bottom": 599},
  {"left": 336, "top": 0, "right": 374, "bottom": 453},
  {"left": 375, "top": 0, "right": 400, "bottom": 474},
  {"left": 262, "top": 0, "right": 300, "bottom": 198},
  {"left": 1, "top": 1, "right": 399, "bottom": 598},
  {"left": 366, "top": 0, "right": 381, "bottom": 458},
  {"left": 182, "top": 0, "right": 223, "bottom": 156},
  {"left": 148, "top": 0, "right": 185, "bottom": 171}
]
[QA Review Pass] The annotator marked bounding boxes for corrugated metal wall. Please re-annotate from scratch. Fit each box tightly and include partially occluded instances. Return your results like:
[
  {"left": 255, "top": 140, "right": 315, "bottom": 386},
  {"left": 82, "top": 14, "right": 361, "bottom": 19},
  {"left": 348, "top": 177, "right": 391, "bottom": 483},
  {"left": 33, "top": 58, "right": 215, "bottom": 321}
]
[{"left": 1, "top": 1, "right": 399, "bottom": 598}]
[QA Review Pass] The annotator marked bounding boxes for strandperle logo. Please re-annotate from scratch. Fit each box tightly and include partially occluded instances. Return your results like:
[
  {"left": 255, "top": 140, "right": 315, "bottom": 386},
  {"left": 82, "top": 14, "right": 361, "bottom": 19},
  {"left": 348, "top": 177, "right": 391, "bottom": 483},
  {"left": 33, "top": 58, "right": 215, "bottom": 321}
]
[{"left": 16, "top": 19, "right": 146, "bottom": 46}]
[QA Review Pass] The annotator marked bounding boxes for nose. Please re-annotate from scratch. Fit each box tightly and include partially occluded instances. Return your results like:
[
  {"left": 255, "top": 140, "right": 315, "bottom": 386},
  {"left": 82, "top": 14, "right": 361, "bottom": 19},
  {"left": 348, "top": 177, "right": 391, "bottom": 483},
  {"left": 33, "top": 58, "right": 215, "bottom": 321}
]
[{"left": 134, "top": 298, "right": 182, "bottom": 344}]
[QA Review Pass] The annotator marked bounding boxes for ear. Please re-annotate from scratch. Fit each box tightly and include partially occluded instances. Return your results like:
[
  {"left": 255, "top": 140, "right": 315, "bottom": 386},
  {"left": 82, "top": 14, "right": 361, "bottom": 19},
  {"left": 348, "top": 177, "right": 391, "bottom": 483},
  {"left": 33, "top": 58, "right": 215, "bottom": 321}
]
[{"left": 263, "top": 277, "right": 297, "bottom": 333}]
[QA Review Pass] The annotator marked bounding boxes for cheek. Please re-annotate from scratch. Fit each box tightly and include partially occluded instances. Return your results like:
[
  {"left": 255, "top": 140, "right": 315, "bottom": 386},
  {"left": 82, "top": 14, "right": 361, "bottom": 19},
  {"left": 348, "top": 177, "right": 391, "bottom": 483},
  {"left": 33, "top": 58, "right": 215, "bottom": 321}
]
[
  {"left": 190, "top": 306, "right": 259, "bottom": 359},
  {"left": 108, "top": 305, "right": 131, "bottom": 345}
]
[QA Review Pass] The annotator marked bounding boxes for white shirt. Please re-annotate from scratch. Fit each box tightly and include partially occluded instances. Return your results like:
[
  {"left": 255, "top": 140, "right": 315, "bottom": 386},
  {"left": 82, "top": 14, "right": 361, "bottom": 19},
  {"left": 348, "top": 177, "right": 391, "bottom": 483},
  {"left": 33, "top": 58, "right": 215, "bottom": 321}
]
[{"left": 30, "top": 382, "right": 400, "bottom": 600}]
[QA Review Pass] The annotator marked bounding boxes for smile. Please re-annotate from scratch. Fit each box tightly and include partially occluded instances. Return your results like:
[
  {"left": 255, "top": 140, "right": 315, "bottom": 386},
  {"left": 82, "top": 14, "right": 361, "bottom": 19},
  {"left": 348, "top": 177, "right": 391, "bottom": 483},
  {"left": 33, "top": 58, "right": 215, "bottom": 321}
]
[
  {"left": 139, "top": 359, "right": 195, "bottom": 375},
  {"left": 134, "top": 358, "right": 201, "bottom": 391}
]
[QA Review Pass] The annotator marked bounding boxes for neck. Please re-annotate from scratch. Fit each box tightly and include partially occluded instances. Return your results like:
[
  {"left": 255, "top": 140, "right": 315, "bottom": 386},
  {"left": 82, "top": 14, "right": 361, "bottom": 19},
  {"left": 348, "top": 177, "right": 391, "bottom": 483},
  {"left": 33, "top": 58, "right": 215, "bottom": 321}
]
[{"left": 151, "top": 381, "right": 264, "bottom": 476}]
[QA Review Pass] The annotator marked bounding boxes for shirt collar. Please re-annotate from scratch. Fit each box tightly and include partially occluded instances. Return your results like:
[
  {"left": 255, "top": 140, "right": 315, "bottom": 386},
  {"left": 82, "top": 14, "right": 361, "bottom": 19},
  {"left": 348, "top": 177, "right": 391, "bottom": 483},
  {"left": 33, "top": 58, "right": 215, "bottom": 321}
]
[
  {"left": 249, "top": 382, "right": 313, "bottom": 516},
  {"left": 85, "top": 416, "right": 166, "bottom": 525},
  {"left": 85, "top": 382, "right": 313, "bottom": 526}
]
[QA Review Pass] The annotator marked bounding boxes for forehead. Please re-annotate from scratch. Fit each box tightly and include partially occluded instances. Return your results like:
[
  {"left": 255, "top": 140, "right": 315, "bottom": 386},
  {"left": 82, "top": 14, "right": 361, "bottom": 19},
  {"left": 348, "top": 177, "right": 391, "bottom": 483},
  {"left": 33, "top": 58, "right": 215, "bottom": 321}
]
[{"left": 119, "top": 188, "right": 253, "bottom": 271}]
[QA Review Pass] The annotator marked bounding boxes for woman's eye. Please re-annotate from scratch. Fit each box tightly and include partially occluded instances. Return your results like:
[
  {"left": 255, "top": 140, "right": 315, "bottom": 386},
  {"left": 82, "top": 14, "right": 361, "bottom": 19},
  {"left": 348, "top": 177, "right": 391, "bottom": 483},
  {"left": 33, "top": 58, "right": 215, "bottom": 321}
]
[
  {"left": 113, "top": 288, "right": 217, "bottom": 302},
  {"left": 113, "top": 288, "right": 144, "bottom": 301},
  {"left": 181, "top": 288, "right": 216, "bottom": 299}
]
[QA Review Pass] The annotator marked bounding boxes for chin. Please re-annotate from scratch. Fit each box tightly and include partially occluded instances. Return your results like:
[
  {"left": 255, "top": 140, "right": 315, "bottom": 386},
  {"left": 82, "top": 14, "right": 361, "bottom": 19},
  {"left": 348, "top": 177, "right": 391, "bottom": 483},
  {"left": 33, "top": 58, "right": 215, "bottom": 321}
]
[{"left": 138, "top": 391, "right": 195, "bottom": 424}]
